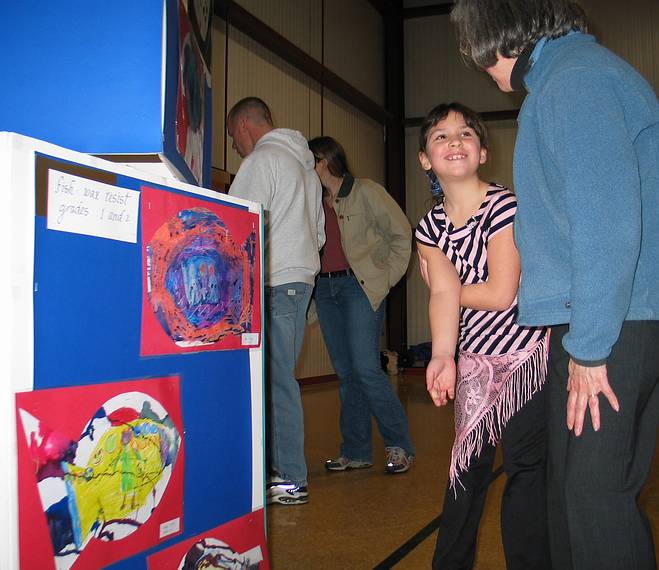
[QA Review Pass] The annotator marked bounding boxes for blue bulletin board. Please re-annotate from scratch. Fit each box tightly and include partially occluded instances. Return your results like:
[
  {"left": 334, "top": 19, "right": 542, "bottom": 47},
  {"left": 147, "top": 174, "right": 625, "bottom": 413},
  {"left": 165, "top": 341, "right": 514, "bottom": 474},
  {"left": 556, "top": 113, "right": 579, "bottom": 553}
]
[
  {"left": 0, "top": 3, "right": 163, "bottom": 154},
  {"left": 14, "top": 148, "right": 265, "bottom": 569},
  {"left": 1, "top": 1, "right": 212, "bottom": 189}
]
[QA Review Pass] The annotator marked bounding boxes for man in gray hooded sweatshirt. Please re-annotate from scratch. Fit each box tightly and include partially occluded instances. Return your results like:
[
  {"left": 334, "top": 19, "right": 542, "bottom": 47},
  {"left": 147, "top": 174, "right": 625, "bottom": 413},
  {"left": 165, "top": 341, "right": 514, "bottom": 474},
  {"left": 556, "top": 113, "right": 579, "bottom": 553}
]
[{"left": 227, "top": 97, "right": 325, "bottom": 505}]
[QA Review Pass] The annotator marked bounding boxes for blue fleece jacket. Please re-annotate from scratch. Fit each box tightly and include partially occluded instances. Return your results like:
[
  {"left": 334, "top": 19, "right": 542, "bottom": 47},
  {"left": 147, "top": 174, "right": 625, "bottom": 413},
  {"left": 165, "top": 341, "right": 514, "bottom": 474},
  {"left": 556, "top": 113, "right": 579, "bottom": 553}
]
[{"left": 513, "top": 32, "right": 659, "bottom": 365}]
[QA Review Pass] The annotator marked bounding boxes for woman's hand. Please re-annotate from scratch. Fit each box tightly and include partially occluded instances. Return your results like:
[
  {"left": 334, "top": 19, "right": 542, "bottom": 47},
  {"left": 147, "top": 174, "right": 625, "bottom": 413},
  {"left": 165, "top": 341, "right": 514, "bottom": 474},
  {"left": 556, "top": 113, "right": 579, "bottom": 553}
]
[
  {"left": 566, "top": 360, "right": 619, "bottom": 436},
  {"left": 426, "top": 355, "right": 457, "bottom": 407}
]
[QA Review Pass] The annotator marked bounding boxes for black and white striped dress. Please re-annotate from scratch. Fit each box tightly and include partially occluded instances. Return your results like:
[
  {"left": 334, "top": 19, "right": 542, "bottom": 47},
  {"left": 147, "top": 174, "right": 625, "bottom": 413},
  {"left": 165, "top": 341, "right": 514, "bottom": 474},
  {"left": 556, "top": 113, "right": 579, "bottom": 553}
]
[{"left": 415, "top": 184, "right": 546, "bottom": 354}]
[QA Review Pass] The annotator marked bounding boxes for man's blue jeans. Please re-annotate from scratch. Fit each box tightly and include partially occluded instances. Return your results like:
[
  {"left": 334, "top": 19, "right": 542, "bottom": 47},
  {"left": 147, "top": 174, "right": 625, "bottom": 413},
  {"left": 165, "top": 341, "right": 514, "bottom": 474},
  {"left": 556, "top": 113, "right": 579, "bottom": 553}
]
[
  {"left": 266, "top": 282, "right": 312, "bottom": 487},
  {"left": 315, "top": 273, "right": 414, "bottom": 462}
]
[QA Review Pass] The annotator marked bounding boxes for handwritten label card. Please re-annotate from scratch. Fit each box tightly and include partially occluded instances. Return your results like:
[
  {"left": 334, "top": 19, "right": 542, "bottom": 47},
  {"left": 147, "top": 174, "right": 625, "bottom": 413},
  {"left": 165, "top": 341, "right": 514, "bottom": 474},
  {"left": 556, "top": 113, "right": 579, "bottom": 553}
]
[{"left": 47, "top": 169, "right": 140, "bottom": 243}]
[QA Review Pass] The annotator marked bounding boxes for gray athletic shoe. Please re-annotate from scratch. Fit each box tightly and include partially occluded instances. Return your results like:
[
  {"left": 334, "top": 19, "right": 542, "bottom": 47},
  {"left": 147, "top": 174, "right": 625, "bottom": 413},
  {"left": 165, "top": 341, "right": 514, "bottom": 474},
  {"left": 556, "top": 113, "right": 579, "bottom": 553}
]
[
  {"left": 325, "top": 456, "right": 373, "bottom": 471},
  {"left": 384, "top": 446, "right": 413, "bottom": 474}
]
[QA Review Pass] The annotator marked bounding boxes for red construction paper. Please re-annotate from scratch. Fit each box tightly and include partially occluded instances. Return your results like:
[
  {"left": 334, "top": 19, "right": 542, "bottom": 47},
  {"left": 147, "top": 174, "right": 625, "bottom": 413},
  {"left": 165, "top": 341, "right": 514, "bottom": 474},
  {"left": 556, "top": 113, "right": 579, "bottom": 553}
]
[
  {"left": 147, "top": 509, "right": 269, "bottom": 569},
  {"left": 16, "top": 376, "right": 185, "bottom": 570},
  {"left": 140, "top": 185, "right": 261, "bottom": 356}
]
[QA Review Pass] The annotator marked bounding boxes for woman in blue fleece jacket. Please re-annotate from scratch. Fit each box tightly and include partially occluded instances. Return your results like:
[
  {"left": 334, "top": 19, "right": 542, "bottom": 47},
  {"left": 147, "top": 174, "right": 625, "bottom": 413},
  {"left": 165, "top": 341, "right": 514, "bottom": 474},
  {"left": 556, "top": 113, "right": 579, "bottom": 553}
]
[{"left": 451, "top": 1, "right": 659, "bottom": 569}]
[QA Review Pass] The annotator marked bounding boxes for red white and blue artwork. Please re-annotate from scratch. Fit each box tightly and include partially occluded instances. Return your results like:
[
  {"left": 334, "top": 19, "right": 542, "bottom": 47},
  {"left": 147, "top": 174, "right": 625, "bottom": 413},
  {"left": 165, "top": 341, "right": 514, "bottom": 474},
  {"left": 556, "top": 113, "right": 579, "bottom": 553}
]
[
  {"left": 140, "top": 185, "right": 261, "bottom": 356},
  {"left": 176, "top": 0, "right": 207, "bottom": 184},
  {"left": 16, "top": 376, "right": 185, "bottom": 570},
  {"left": 147, "top": 509, "right": 268, "bottom": 569}
]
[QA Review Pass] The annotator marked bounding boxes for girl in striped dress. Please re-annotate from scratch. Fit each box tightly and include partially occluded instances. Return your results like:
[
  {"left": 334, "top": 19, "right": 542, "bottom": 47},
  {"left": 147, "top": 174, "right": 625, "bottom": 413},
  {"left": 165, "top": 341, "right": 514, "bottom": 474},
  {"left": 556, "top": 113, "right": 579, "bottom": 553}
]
[{"left": 415, "top": 102, "right": 550, "bottom": 570}]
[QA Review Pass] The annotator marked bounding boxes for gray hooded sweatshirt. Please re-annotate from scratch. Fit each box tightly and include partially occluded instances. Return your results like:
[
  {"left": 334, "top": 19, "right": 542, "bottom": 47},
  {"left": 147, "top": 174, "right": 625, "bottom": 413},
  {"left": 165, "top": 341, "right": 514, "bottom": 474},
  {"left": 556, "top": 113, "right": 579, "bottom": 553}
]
[{"left": 229, "top": 128, "right": 325, "bottom": 287}]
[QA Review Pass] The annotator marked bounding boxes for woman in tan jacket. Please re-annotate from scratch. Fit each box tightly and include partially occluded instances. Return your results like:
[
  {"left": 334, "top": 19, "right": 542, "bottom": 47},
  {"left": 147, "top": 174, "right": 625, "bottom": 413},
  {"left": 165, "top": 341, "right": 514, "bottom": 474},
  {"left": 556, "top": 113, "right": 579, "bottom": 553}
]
[{"left": 308, "top": 136, "right": 415, "bottom": 473}]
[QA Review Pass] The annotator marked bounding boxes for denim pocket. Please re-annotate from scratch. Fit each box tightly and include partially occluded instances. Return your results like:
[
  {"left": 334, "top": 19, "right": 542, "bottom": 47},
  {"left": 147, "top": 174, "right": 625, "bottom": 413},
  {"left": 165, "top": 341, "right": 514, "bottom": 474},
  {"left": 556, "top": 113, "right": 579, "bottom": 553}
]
[{"left": 267, "top": 284, "right": 309, "bottom": 318}]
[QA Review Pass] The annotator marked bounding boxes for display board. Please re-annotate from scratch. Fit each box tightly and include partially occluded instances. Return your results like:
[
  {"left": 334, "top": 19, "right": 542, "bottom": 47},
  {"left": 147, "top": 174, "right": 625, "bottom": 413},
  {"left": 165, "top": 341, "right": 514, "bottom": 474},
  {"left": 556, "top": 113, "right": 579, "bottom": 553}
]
[
  {"left": 163, "top": 0, "right": 213, "bottom": 188},
  {"left": 0, "top": 1, "right": 212, "bottom": 188},
  {"left": 0, "top": 133, "right": 265, "bottom": 569}
]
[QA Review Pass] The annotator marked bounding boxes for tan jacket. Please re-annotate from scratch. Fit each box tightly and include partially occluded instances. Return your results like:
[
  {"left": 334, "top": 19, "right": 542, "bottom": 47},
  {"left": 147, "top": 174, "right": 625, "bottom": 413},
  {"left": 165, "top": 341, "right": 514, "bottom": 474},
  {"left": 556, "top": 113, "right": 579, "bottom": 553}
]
[{"left": 331, "top": 177, "right": 412, "bottom": 310}]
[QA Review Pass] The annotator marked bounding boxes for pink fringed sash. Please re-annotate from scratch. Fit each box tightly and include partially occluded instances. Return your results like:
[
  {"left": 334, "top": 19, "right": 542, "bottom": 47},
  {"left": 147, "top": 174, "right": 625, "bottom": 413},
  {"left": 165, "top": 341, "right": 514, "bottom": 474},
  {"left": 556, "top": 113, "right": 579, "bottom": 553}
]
[{"left": 449, "top": 333, "right": 549, "bottom": 490}]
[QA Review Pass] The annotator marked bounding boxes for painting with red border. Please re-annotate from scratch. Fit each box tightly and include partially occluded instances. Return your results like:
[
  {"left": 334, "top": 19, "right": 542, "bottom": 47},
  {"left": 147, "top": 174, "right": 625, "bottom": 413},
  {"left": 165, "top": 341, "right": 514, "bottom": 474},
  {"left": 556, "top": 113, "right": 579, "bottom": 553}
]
[
  {"left": 147, "top": 509, "right": 269, "bottom": 569},
  {"left": 140, "top": 185, "right": 261, "bottom": 356},
  {"left": 176, "top": 0, "right": 207, "bottom": 184},
  {"left": 16, "top": 376, "right": 185, "bottom": 570}
]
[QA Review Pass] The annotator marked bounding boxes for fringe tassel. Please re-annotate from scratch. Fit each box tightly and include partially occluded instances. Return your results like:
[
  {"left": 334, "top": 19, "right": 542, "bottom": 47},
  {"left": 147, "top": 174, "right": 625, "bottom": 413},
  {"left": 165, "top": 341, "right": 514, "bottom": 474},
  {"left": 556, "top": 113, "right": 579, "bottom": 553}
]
[{"left": 449, "top": 334, "right": 549, "bottom": 493}]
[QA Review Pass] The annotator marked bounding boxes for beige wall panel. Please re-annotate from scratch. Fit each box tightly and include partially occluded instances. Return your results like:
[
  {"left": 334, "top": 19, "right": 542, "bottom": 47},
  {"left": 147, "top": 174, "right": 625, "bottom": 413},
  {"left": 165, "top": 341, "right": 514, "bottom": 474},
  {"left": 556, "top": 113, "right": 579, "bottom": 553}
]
[
  {"left": 324, "top": 0, "right": 385, "bottom": 107},
  {"left": 404, "top": 15, "right": 524, "bottom": 118},
  {"left": 404, "top": 2, "right": 658, "bottom": 120},
  {"left": 580, "top": 0, "right": 659, "bottom": 91},
  {"left": 322, "top": 91, "right": 385, "bottom": 184},
  {"left": 479, "top": 120, "right": 517, "bottom": 192},
  {"left": 405, "top": 128, "right": 433, "bottom": 346},
  {"left": 406, "top": 260, "right": 431, "bottom": 347},
  {"left": 225, "top": 26, "right": 319, "bottom": 173},
  {"left": 308, "top": 87, "right": 322, "bottom": 137},
  {"left": 211, "top": 20, "right": 227, "bottom": 171},
  {"left": 234, "top": 0, "right": 323, "bottom": 60}
]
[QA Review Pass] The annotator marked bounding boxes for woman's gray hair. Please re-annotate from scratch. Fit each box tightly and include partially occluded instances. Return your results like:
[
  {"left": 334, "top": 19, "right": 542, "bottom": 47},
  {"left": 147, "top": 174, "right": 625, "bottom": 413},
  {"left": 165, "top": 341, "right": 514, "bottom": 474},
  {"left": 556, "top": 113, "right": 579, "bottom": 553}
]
[{"left": 450, "top": 0, "right": 587, "bottom": 68}]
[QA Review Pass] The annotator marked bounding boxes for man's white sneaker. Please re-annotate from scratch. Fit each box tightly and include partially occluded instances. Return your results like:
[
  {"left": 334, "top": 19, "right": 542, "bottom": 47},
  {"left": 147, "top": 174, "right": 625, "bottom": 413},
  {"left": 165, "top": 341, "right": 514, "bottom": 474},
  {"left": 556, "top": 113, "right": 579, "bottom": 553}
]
[{"left": 266, "top": 476, "right": 309, "bottom": 505}]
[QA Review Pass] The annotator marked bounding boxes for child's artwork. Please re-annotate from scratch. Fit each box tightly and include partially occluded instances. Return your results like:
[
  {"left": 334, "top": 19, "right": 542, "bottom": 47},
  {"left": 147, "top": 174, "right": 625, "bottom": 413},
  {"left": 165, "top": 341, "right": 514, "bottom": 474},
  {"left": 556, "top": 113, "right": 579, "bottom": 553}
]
[
  {"left": 16, "top": 377, "right": 184, "bottom": 570},
  {"left": 176, "top": 0, "right": 207, "bottom": 184},
  {"left": 188, "top": 0, "right": 212, "bottom": 72},
  {"left": 147, "top": 509, "right": 268, "bottom": 569},
  {"left": 141, "top": 185, "right": 261, "bottom": 356}
]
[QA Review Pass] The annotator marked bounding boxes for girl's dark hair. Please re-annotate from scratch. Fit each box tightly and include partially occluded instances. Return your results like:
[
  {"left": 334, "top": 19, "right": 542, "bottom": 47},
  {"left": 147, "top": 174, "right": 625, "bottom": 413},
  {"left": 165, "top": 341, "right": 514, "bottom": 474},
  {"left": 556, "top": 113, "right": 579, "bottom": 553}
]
[
  {"left": 451, "top": 0, "right": 587, "bottom": 68},
  {"left": 418, "top": 102, "right": 488, "bottom": 153},
  {"left": 308, "top": 136, "right": 352, "bottom": 178}
]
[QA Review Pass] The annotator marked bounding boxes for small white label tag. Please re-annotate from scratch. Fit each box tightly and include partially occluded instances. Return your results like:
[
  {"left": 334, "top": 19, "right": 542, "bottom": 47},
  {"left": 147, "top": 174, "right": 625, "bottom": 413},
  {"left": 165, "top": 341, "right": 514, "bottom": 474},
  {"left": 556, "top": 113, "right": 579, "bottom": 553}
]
[
  {"left": 47, "top": 169, "right": 140, "bottom": 242},
  {"left": 241, "top": 333, "right": 259, "bottom": 346},
  {"left": 287, "top": 289, "right": 296, "bottom": 296},
  {"left": 159, "top": 518, "right": 181, "bottom": 539}
]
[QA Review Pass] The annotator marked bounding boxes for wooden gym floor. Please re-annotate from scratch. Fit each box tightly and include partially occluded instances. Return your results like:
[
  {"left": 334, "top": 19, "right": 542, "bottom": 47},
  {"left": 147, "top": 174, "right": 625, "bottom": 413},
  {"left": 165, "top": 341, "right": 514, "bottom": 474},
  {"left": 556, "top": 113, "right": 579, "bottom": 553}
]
[{"left": 266, "top": 373, "right": 659, "bottom": 569}]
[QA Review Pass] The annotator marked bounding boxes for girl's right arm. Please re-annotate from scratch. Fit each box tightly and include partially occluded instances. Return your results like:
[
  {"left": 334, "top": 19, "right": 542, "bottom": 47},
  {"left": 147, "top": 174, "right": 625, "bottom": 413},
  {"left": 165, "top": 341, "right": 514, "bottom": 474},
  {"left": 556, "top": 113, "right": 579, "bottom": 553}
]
[{"left": 417, "top": 243, "right": 461, "bottom": 407}]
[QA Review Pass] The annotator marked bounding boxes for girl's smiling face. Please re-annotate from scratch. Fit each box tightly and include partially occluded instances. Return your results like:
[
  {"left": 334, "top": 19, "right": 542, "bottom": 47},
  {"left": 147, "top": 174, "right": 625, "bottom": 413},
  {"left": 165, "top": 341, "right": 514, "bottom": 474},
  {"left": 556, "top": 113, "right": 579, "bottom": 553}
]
[{"left": 419, "top": 110, "right": 487, "bottom": 183}]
